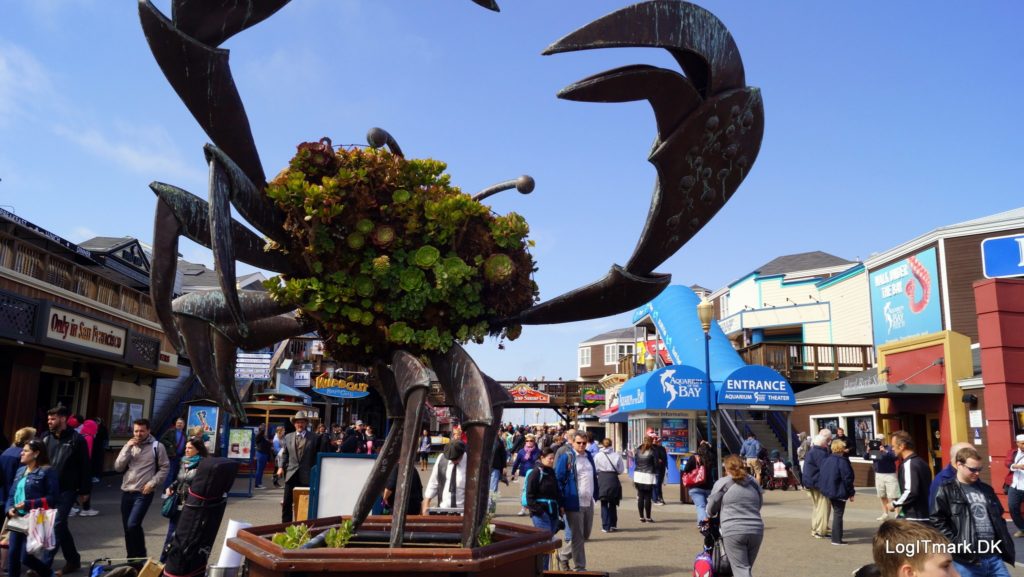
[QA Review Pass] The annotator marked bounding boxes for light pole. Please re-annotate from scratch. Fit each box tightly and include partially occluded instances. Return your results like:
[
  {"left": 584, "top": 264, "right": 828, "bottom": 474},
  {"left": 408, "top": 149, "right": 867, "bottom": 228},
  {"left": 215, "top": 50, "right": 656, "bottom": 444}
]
[{"left": 696, "top": 298, "right": 715, "bottom": 459}]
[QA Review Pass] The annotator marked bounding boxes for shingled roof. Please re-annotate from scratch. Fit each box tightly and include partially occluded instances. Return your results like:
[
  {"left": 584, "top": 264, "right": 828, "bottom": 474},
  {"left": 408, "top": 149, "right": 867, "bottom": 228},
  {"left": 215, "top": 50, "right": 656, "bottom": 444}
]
[
  {"left": 754, "top": 251, "right": 853, "bottom": 276},
  {"left": 580, "top": 327, "right": 634, "bottom": 344}
]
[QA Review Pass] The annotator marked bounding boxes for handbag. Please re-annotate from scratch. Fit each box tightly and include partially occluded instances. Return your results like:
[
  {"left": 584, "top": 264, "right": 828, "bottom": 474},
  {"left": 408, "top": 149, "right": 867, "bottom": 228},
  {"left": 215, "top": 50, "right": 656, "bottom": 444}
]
[
  {"left": 711, "top": 535, "right": 732, "bottom": 577},
  {"left": 683, "top": 456, "right": 706, "bottom": 488},
  {"left": 161, "top": 492, "right": 180, "bottom": 519},
  {"left": 4, "top": 514, "right": 29, "bottom": 534}
]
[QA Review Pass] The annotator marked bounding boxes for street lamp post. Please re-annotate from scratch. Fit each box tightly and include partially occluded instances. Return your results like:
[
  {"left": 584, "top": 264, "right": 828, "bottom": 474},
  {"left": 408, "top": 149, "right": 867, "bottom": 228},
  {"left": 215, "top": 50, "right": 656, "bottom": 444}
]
[{"left": 696, "top": 298, "right": 715, "bottom": 465}]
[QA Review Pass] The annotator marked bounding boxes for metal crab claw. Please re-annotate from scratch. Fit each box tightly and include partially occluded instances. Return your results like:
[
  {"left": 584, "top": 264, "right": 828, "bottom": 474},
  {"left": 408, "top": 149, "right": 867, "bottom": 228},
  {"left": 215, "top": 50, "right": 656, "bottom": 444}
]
[
  {"left": 470, "top": 0, "right": 500, "bottom": 11},
  {"left": 544, "top": 0, "right": 764, "bottom": 279}
]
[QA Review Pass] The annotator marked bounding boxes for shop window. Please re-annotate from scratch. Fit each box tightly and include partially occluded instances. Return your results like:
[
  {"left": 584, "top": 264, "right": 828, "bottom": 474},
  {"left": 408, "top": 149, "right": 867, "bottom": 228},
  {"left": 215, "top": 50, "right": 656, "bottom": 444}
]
[
  {"left": 811, "top": 412, "right": 875, "bottom": 458},
  {"left": 578, "top": 347, "right": 591, "bottom": 368}
]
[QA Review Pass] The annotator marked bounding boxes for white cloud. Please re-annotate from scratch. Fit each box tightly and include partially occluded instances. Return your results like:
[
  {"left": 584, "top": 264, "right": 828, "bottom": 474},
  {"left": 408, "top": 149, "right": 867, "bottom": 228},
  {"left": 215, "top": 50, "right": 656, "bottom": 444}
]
[
  {"left": 53, "top": 122, "right": 205, "bottom": 186},
  {"left": 69, "top": 226, "right": 97, "bottom": 243},
  {"left": 0, "top": 41, "right": 55, "bottom": 127}
]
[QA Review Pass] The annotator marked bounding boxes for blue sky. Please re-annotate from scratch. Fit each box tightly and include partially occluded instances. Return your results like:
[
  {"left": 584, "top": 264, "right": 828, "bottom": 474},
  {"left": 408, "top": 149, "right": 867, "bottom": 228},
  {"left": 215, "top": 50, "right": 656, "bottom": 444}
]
[{"left": 2, "top": 1, "right": 1022, "bottom": 382}]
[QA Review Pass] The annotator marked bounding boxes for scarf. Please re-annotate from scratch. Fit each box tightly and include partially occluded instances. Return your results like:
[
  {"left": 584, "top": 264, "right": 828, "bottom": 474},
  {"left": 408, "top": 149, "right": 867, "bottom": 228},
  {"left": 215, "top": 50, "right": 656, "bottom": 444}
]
[{"left": 182, "top": 455, "right": 202, "bottom": 469}]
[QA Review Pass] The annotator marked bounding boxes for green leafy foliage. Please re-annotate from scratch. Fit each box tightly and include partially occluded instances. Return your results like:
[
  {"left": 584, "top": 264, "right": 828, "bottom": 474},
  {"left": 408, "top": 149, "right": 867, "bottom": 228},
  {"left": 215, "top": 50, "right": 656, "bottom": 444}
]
[
  {"left": 271, "top": 523, "right": 311, "bottom": 549},
  {"left": 476, "top": 514, "right": 496, "bottom": 547},
  {"left": 323, "top": 520, "right": 355, "bottom": 549},
  {"left": 264, "top": 140, "right": 539, "bottom": 365}
]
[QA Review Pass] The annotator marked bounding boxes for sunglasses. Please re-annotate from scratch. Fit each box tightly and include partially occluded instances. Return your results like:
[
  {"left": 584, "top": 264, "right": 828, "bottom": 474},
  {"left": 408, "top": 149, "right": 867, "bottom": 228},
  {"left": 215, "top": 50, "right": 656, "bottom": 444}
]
[{"left": 959, "top": 463, "right": 983, "bottom": 473}]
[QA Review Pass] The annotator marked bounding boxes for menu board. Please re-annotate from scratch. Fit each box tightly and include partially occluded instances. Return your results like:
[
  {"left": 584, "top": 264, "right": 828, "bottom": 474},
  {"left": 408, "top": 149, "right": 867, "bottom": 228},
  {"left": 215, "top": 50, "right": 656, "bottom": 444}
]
[{"left": 659, "top": 418, "right": 689, "bottom": 455}]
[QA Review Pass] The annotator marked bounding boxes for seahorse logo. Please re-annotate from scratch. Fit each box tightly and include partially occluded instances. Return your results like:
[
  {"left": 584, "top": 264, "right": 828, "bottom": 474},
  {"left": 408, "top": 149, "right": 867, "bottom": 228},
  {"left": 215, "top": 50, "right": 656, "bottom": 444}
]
[{"left": 884, "top": 301, "right": 906, "bottom": 334}]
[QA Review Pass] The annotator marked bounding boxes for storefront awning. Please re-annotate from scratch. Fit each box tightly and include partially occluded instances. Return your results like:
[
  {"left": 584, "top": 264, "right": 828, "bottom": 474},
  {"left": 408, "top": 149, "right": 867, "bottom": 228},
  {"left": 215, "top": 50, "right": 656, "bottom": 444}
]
[
  {"left": 841, "top": 381, "right": 945, "bottom": 398},
  {"left": 718, "top": 365, "right": 795, "bottom": 407},
  {"left": 618, "top": 365, "right": 713, "bottom": 413}
]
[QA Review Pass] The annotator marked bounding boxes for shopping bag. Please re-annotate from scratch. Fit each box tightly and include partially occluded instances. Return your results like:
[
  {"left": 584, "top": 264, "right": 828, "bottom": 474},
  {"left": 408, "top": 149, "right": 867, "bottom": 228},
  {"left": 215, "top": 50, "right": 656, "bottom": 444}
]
[{"left": 25, "top": 508, "right": 57, "bottom": 555}]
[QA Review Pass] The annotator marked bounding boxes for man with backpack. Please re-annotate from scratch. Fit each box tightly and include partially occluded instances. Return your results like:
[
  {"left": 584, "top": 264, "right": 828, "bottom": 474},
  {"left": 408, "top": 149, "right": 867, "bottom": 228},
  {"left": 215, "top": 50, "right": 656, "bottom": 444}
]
[{"left": 114, "top": 418, "right": 170, "bottom": 561}]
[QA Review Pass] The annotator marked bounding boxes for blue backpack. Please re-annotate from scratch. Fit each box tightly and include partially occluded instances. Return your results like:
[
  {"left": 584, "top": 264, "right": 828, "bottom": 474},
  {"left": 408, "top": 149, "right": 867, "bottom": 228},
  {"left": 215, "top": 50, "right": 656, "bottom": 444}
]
[{"left": 520, "top": 467, "right": 546, "bottom": 507}]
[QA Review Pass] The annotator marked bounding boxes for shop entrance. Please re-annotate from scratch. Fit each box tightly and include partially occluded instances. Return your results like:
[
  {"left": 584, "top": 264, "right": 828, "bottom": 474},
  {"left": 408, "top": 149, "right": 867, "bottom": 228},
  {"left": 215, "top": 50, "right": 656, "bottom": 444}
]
[{"left": 36, "top": 373, "right": 81, "bottom": 420}]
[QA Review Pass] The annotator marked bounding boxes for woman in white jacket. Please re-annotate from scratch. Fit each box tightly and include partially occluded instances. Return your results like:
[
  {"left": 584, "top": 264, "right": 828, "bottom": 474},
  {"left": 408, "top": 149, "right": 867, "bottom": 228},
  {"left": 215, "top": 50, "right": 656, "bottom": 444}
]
[{"left": 594, "top": 438, "right": 625, "bottom": 532}]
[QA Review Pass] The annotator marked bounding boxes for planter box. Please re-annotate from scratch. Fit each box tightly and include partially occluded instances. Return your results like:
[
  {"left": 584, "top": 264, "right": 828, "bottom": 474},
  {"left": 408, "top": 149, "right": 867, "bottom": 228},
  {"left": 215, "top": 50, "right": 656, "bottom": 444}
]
[{"left": 228, "top": 515, "right": 560, "bottom": 577}]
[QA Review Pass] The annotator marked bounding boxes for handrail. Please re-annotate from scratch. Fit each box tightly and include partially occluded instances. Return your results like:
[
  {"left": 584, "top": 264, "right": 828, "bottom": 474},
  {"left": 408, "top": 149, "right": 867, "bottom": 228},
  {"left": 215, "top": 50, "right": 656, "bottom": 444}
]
[
  {"left": 766, "top": 410, "right": 799, "bottom": 458},
  {"left": 154, "top": 372, "right": 202, "bottom": 436},
  {"left": 736, "top": 341, "right": 876, "bottom": 379}
]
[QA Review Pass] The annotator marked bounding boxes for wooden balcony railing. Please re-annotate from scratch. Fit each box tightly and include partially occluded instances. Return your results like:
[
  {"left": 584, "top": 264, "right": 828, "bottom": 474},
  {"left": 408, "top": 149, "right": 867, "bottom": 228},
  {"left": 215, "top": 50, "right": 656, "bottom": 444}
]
[
  {"left": 0, "top": 231, "right": 157, "bottom": 325},
  {"left": 737, "top": 342, "right": 875, "bottom": 383}
]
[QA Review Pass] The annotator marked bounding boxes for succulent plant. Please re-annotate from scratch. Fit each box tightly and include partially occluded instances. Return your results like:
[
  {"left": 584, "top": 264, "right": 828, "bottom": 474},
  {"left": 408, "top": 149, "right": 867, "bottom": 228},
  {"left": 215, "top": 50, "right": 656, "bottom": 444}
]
[{"left": 265, "top": 141, "right": 538, "bottom": 365}]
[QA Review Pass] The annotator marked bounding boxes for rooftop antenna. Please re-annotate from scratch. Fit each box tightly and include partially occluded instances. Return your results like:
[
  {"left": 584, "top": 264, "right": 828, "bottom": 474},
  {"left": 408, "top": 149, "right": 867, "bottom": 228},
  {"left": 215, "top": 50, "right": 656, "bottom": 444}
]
[{"left": 0, "top": 177, "right": 13, "bottom": 212}]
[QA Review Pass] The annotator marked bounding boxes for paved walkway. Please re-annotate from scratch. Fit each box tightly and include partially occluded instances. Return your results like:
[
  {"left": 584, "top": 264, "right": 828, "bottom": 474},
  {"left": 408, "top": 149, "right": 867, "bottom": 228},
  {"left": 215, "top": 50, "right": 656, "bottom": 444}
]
[{"left": 61, "top": 473, "right": 1024, "bottom": 576}]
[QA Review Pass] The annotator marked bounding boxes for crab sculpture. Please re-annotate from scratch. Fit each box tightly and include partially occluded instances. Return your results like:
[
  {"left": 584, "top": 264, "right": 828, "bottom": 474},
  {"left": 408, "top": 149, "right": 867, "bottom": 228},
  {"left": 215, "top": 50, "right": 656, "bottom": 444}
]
[{"left": 138, "top": 0, "right": 763, "bottom": 548}]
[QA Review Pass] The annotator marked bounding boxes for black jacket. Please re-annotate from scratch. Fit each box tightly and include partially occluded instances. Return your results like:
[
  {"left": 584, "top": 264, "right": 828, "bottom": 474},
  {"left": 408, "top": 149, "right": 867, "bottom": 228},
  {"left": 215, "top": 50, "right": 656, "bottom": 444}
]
[
  {"left": 525, "top": 463, "right": 561, "bottom": 517},
  {"left": 634, "top": 448, "right": 657, "bottom": 474},
  {"left": 652, "top": 444, "right": 668, "bottom": 474},
  {"left": 491, "top": 440, "right": 507, "bottom": 471},
  {"left": 892, "top": 453, "right": 932, "bottom": 521},
  {"left": 931, "top": 479, "right": 1015, "bottom": 565},
  {"left": 682, "top": 451, "right": 715, "bottom": 490},
  {"left": 42, "top": 427, "right": 90, "bottom": 495}
]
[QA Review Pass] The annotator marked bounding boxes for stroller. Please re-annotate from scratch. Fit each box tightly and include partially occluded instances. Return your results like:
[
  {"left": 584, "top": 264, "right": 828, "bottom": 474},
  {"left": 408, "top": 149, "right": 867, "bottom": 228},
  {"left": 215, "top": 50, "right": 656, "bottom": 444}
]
[
  {"left": 163, "top": 457, "right": 239, "bottom": 577},
  {"left": 764, "top": 450, "right": 801, "bottom": 491}
]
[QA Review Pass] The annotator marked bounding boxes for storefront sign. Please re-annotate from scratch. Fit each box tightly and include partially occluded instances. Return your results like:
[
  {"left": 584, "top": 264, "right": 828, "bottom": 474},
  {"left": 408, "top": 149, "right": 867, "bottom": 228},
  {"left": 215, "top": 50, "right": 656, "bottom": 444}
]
[
  {"left": 227, "top": 428, "right": 254, "bottom": 461},
  {"left": 293, "top": 370, "right": 311, "bottom": 388},
  {"left": 720, "top": 365, "right": 795, "bottom": 406},
  {"left": 981, "top": 233, "right": 1024, "bottom": 279},
  {"left": 509, "top": 385, "right": 550, "bottom": 404},
  {"left": 313, "top": 372, "right": 371, "bottom": 399},
  {"left": 187, "top": 405, "right": 220, "bottom": 455},
  {"left": 581, "top": 387, "right": 605, "bottom": 406},
  {"left": 235, "top": 351, "right": 272, "bottom": 380},
  {"left": 618, "top": 365, "right": 711, "bottom": 413},
  {"left": 869, "top": 247, "right": 942, "bottom": 345},
  {"left": 46, "top": 305, "right": 126, "bottom": 356}
]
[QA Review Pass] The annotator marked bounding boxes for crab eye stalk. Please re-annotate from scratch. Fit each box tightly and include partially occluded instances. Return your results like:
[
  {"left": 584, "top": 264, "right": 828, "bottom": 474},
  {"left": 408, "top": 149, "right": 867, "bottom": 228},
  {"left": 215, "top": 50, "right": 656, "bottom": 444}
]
[
  {"left": 366, "top": 127, "right": 404, "bottom": 158},
  {"left": 473, "top": 175, "right": 534, "bottom": 202}
]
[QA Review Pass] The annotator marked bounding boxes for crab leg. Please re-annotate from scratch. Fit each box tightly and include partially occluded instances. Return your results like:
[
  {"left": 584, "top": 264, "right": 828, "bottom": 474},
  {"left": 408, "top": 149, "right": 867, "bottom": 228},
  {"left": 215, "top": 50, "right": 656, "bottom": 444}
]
[
  {"left": 176, "top": 316, "right": 247, "bottom": 421},
  {"left": 216, "top": 313, "right": 314, "bottom": 350},
  {"left": 387, "top": 351, "right": 432, "bottom": 548},
  {"left": 151, "top": 183, "right": 292, "bottom": 352},
  {"left": 430, "top": 343, "right": 512, "bottom": 547},
  {"left": 350, "top": 363, "right": 406, "bottom": 530}
]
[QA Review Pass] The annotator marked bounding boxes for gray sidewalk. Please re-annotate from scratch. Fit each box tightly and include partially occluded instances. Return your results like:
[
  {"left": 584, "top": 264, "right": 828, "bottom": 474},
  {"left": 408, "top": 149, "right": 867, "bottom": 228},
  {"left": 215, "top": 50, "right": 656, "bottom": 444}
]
[{"left": 61, "top": 474, "right": 1024, "bottom": 576}]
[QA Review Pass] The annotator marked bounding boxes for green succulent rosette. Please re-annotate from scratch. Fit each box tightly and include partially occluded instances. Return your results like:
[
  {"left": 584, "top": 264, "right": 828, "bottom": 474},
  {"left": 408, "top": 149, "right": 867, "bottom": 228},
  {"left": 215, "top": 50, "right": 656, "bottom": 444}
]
[{"left": 264, "top": 139, "right": 538, "bottom": 364}]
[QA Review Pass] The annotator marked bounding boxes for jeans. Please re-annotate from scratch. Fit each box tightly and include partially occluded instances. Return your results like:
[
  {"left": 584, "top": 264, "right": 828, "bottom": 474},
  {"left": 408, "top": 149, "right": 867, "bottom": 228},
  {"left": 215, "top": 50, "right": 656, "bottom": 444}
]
[
  {"left": 255, "top": 452, "right": 269, "bottom": 487},
  {"left": 689, "top": 487, "right": 710, "bottom": 524},
  {"left": 652, "top": 470, "right": 665, "bottom": 502},
  {"left": 488, "top": 469, "right": 501, "bottom": 512},
  {"left": 953, "top": 555, "right": 1011, "bottom": 577},
  {"left": 1008, "top": 487, "right": 1024, "bottom": 531},
  {"left": 41, "top": 490, "right": 79, "bottom": 567},
  {"left": 599, "top": 500, "right": 618, "bottom": 530},
  {"left": 164, "top": 458, "right": 181, "bottom": 490},
  {"left": 530, "top": 511, "right": 559, "bottom": 570},
  {"left": 8, "top": 528, "right": 54, "bottom": 577},
  {"left": 121, "top": 491, "right": 156, "bottom": 559},
  {"left": 829, "top": 498, "right": 846, "bottom": 544}
]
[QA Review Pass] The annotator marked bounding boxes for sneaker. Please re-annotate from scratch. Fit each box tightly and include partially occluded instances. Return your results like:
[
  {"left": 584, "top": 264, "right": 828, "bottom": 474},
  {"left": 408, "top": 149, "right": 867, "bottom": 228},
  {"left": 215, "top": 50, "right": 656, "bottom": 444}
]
[
  {"left": 831, "top": 541, "right": 847, "bottom": 546},
  {"left": 600, "top": 529, "right": 608, "bottom": 533},
  {"left": 876, "top": 514, "right": 889, "bottom": 521},
  {"left": 640, "top": 518, "right": 647, "bottom": 523},
  {"left": 78, "top": 509, "right": 99, "bottom": 517},
  {"left": 646, "top": 518, "right": 655, "bottom": 523},
  {"left": 92, "top": 477, "right": 100, "bottom": 484},
  {"left": 609, "top": 527, "right": 618, "bottom": 532},
  {"left": 68, "top": 506, "right": 80, "bottom": 517},
  {"left": 517, "top": 508, "right": 527, "bottom": 517},
  {"left": 1014, "top": 530, "right": 1024, "bottom": 538}
]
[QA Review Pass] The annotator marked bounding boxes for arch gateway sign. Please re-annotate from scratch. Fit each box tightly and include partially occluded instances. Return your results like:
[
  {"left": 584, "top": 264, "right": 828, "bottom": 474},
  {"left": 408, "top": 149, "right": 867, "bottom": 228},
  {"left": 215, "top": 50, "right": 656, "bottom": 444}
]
[{"left": 719, "top": 365, "right": 795, "bottom": 406}]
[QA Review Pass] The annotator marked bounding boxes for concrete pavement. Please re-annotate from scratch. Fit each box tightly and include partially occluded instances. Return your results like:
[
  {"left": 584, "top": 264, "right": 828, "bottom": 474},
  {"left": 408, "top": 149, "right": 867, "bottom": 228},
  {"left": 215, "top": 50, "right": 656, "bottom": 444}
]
[{"left": 58, "top": 472, "right": 1024, "bottom": 576}]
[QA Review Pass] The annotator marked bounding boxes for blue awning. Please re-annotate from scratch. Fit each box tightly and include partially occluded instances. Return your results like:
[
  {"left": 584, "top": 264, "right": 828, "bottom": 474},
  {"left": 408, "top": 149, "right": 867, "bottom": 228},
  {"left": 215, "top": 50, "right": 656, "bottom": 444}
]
[
  {"left": 618, "top": 365, "right": 714, "bottom": 413},
  {"left": 718, "top": 365, "right": 795, "bottom": 406}
]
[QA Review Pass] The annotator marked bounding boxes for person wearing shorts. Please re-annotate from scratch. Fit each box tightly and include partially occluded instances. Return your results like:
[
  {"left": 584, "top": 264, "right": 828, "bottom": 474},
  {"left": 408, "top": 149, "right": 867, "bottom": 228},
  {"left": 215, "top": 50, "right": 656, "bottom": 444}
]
[
  {"left": 418, "top": 429, "right": 431, "bottom": 471},
  {"left": 871, "top": 435, "right": 900, "bottom": 521}
]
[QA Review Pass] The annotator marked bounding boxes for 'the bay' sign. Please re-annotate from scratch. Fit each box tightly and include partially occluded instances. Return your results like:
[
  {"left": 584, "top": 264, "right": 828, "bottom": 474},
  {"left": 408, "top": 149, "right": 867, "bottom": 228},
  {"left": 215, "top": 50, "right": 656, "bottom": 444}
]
[
  {"left": 981, "top": 233, "right": 1024, "bottom": 279},
  {"left": 720, "top": 365, "right": 795, "bottom": 406}
]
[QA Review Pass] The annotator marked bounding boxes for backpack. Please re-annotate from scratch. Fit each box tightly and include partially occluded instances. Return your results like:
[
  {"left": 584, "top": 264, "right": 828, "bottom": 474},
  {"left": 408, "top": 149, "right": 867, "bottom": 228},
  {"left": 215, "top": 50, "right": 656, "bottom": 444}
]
[
  {"left": 693, "top": 550, "right": 714, "bottom": 577},
  {"left": 520, "top": 467, "right": 546, "bottom": 507}
]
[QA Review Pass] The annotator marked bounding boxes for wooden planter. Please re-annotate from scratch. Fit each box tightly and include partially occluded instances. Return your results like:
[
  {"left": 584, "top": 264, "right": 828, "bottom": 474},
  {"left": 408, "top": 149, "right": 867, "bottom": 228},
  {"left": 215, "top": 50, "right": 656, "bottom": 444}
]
[{"left": 228, "top": 515, "right": 560, "bottom": 577}]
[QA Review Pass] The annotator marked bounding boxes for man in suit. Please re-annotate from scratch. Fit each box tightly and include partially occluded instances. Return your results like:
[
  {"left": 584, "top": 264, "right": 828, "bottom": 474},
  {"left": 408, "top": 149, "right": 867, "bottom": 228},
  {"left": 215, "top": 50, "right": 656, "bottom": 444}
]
[{"left": 276, "top": 411, "right": 327, "bottom": 522}]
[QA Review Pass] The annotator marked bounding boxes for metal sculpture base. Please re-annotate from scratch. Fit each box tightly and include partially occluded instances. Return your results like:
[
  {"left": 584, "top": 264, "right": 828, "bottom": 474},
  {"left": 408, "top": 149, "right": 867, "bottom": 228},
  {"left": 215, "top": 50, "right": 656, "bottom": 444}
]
[{"left": 228, "top": 516, "right": 560, "bottom": 577}]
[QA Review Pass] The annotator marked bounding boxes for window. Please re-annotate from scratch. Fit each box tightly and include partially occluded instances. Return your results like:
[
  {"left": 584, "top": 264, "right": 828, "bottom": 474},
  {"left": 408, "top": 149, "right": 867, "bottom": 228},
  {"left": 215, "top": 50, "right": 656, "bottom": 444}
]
[
  {"left": 810, "top": 412, "right": 876, "bottom": 458},
  {"left": 603, "top": 343, "right": 635, "bottom": 365},
  {"left": 578, "top": 347, "right": 591, "bottom": 368}
]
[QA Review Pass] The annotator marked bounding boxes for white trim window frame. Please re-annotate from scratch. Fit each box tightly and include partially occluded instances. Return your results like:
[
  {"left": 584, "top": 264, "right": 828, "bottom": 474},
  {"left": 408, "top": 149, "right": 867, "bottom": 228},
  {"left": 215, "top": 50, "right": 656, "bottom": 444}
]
[
  {"left": 579, "top": 347, "right": 591, "bottom": 368},
  {"left": 807, "top": 410, "right": 877, "bottom": 462},
  {"left": 604, "top": 344, "right": 617, "bottom": 365}
]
